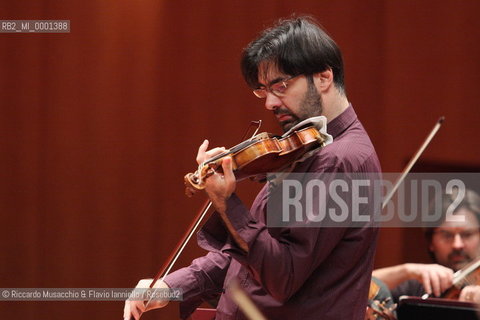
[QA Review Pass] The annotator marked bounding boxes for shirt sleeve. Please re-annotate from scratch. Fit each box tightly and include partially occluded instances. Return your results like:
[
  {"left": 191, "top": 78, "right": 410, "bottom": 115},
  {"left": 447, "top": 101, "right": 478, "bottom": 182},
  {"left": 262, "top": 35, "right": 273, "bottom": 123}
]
[
  {"left": 197, "top": 149, "right": 380, "bottom": 303},
  {"left": 198, "top": 193, "right": 348, "bottom": 303},
  {"left": 196, "top": 165, "right": 360, "bottom": 303},
  {"left": 163, "top": 251, "right": 231, "bottom": 318}
]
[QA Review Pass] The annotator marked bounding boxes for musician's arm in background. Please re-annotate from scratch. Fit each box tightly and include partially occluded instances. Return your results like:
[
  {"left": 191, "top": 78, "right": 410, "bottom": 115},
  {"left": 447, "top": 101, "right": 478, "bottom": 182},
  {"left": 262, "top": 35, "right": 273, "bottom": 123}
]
[{"left": 373, "top": 263, "right": 454, "bottom": 297}]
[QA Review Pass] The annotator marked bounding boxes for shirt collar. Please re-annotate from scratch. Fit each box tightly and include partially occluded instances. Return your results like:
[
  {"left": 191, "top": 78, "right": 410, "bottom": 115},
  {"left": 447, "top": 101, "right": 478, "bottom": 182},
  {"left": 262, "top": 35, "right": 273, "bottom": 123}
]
[{"left": 326, "top": 104, "right": 357, "bottom": 139}]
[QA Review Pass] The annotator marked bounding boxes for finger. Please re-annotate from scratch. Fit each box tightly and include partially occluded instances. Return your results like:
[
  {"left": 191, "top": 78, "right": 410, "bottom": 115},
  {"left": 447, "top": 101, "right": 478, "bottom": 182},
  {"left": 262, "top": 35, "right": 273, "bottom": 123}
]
[
  {"left": 472, "top": 287, "right": 480, "bottom": 303},
  {"left": 196, "top": 139, "right": 209, "bottom": 164},
  {"left": 123, "top": 301, "right": 131, "bottom": 320},
  {"left": 204, "top": 147, "right": 226, "bottom": 160},
  {"left": 144, "top": 298, "right": 167, "bottom": 311},
  {"left": 459, "top": 286, "right": 474, "bottom": 302},
  {"left": 185, "top": 186, "right": 196, "bottom": 197},
  {"left": 137, "top": 301, "right": 146, "bottom": 313},
  {"left": 131, "top": 300, "right": 146, "bottom": 319},
  {"left": 145, "top": 300, "right": 159, "bottom": 312},
  {"left": 439, "top": 269, "right": 453, "bottom": 292},
  {"left": 185, "top": 173, "right": 200, "bottom": 195},
  {"left": 221, "top": 156, "right": 235, "bottom": 182},
  {"left": 130, "top": 305, "right": 140, "bottom": 320},
  {"left": 430, "top": 272, "right": 441, "bottom": 297},
  {"left": 144, "top": 301, "right": 154, "bottom": 312},
  {"left": 421, "top": 272, "right": 432, "bottom": 295},
  {"left": 459, "top": 288, "right": 468, "bottom": 301}
]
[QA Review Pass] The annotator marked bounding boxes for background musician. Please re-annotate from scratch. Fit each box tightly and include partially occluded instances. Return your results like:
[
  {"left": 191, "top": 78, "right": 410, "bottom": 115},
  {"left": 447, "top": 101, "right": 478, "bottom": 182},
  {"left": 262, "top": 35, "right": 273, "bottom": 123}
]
[{"left": 373, "top": 189, "right": 480, "bottom": 303}]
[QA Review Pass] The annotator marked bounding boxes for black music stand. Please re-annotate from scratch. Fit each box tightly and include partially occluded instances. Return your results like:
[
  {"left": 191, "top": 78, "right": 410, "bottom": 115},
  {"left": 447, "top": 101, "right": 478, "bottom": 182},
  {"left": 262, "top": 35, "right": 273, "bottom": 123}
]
[{"left": 397, "top": 296, "right": 479, "bottom": 320}]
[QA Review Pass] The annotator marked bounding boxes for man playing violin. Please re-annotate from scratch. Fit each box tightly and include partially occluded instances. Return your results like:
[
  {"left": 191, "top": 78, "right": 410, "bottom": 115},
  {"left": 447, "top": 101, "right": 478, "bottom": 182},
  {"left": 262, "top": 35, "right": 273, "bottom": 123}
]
[
  {"left": 373, "top": 189, "right": 480, "bottom": 303},
  {"left": 124, "top": 16, "right": 381, "bottom": 320}
]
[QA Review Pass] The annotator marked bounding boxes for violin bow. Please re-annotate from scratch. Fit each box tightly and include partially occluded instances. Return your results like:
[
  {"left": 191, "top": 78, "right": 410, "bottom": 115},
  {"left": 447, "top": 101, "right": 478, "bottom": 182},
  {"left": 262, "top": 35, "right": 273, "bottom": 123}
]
[
  {"left": 439, "top": 256, "right": 480, "bottom": 299},
  {"left": 382, "top": 117, "right": 444, "bottom": 210},
  {"left": 142, "top": 121, "right": 263, "bottom": 312},
  {"left": 452, "top": 256, "right": 480, "bottom": 287},
  {"left": 229, "top": 278, "right": 267, "bottom": 320},
  {"left": 368, "top": 117, "right": 444, "bottom": 319}
]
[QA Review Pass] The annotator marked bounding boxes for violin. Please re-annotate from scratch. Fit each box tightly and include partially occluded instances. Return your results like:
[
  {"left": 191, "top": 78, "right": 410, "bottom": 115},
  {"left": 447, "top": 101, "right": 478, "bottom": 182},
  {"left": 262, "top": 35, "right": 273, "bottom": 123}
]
[
  {"left": 184, "top": 125, "right": 328, "bottom": 191},
  {"left": 442, "top": 257, "right": 480, "bottom": 299},
  {"left": 366, "top": 279, "right": 397, "bottom": 320},
  {"left": 366, "top": 253, "right": 480, "bottom": 320},
  {"left": 367, "top": 257, "right": 480, "bottom": 320}
]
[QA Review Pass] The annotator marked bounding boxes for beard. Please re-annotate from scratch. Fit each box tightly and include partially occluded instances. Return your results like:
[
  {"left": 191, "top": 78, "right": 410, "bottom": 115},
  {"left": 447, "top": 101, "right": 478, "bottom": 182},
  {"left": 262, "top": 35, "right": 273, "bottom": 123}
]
[
  {"left": 447, "top": 249, "right": 474, "bottom": 271},
  {"left": 275, "top": 78, "right": 323, "bottom": 133}
]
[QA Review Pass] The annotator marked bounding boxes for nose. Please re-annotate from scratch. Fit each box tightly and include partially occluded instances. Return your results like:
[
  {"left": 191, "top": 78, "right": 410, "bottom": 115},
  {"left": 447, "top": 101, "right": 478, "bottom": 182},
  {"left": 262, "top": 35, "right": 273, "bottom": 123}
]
[
  {"left": 452, "top": 233, "right": 465, "bottom": 249},
  {"left": 264, "top": 92, "right": 282, "bottom": 111}
]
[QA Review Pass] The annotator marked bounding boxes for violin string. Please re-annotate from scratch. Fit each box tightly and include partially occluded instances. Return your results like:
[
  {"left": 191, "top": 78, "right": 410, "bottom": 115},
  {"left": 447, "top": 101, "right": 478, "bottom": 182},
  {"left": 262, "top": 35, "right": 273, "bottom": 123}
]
[
  {"left": 240, "top": 120, "right": 261, "bottom": 142},
  {"left": 249, "top": 120, "right": 262, "bottom": 140},
  {"left": 201, "top": 120, "right": 263, "bottom": 171},
  {"left": 192, "top": 120, "right": 262, "bottom": 187}
]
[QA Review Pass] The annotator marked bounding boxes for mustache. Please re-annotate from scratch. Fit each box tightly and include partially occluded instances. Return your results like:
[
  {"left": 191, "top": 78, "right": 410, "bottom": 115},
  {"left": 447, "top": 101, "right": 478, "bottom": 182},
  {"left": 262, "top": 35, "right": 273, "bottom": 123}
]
[
  {"left": 274, "top": 109, "right": 299, "bottom": 121},
  {"left": 448, "top": 250, "right": 471, "bottom": 261},
  {"left": 274, "top": 109, "right": 291, "bottom": 116}
]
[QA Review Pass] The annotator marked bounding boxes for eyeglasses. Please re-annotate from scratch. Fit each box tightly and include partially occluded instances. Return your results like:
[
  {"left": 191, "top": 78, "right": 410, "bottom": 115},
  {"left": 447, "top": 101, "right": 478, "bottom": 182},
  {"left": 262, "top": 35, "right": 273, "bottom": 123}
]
[
  {"left": 433, "top": 229, "right": 480, "bottom": 243},
  {"left": 252, "top": 75, "right": 301, "bottom": 99}
]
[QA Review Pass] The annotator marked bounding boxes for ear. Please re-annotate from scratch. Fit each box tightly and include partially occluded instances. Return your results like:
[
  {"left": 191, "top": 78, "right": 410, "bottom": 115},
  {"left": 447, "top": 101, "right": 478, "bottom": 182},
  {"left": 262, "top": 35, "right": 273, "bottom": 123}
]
[{"left": 313, "top": 69, "right": 333, "bottom": 93}]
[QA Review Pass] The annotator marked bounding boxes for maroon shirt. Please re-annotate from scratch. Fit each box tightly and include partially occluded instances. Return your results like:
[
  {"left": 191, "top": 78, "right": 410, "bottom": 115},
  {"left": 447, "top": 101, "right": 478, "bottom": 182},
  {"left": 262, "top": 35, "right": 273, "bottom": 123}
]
[{"left": 165, "top": 105, "right": 381, "bottom": 319}]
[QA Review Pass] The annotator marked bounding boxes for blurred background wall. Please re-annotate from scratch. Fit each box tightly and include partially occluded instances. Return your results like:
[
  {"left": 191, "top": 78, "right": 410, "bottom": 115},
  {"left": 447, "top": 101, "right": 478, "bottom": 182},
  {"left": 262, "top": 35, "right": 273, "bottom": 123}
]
[{"left": 1, "top": 0, "right": 479, "bottom": 318}]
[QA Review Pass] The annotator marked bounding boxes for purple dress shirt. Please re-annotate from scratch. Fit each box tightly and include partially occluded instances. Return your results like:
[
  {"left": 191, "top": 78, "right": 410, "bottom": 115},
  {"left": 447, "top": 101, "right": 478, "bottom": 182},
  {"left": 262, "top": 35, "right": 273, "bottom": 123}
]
[{"left": 165, "top": 105, "right": 381, "bottom": 319}]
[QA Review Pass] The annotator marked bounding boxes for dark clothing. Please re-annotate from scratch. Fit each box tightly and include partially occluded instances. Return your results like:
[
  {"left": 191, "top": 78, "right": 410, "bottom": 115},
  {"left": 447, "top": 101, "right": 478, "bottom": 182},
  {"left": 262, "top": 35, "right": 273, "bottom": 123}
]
[
  {"left": 165, "top": 105, "right": 381, "bottom": 319},
  {"left": 391, "top": 280, "right": 426, "bottom": 303}
]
